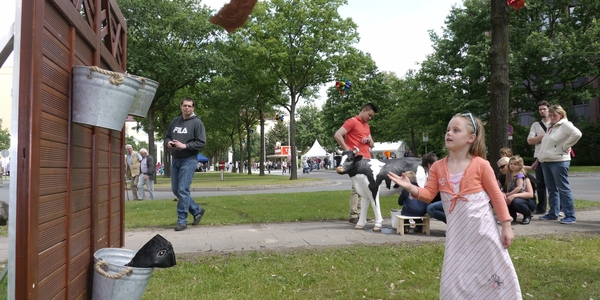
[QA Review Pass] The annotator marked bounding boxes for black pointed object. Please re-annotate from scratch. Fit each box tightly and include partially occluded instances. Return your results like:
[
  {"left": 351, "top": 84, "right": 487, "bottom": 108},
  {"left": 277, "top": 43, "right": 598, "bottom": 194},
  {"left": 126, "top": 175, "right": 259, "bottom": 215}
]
[{"left": 125, "top": 234, "right": 177, "bottom": 268}]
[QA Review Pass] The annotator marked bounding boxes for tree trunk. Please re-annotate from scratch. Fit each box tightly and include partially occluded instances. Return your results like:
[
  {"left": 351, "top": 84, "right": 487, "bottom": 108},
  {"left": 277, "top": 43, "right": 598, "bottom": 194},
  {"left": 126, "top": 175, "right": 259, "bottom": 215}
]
[
  {"left": 246, "top": 128, "right": 252, "bottom": 175},
  {"left": 409, "top": 126, "right": 416, "bottom": 157},
  {"left": 259, "top": 109, "right": 265, "bottom": 176},
  {"left": 147, "top": 109, "right": 158, "bottom": 183},
  {"left": 228, "top": 134, "right": 237, "bottom": 173},
  {"left": 289, "top": 95, "right": 298, "bottom": 180},
  {"left": 488, "top": 0, "right": 510, "bottom": 170}
]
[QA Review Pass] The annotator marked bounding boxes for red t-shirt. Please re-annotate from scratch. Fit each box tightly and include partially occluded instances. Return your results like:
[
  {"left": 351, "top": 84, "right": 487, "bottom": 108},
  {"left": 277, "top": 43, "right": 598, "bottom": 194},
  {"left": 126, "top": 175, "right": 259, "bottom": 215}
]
[{"left": 342, "top": 115, "right": 372, "bottom": 159}]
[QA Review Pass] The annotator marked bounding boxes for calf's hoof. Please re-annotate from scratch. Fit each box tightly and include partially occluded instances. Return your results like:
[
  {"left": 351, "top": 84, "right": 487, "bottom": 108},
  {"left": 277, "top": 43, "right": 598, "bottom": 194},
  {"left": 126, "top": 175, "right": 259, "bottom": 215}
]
[
  {"left": 354, "top": 225, "right": 364, "bottom": 230},
  {"left": 373, "top": 226, "right": 381, "bottom": 232}
]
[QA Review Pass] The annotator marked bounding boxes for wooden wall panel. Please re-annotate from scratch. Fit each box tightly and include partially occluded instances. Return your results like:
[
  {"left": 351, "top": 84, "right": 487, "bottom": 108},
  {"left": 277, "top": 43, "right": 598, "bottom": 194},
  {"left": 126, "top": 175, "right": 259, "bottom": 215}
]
[
  {"left": 16, "top": 0, "right": 128, "bottom": 297},
  {"left": 38, "top": 267, "right": 67, "bottom": 299},
  {"left": 40, "top": 169, "right": 69, "bottom": 195},
  {"left": 38, "top": 217, "right": 68, "bottom": 253},
  {"left": 42, "top": 58, "right": 70, "bottom": 95},
  {"left": 71, "top": 191, "right": 91, "bottom": 214},
  {"left": 39, "top": 193, "right": 67, "bottom": 224},
  {"left": 75, "top": 33, "right": 94, "bottom": 66},
  {"left": 40, "top": 140, "right": 68, "bottom": 168},
  {"left": 40, "top": 85, "right": 69, "bottom": 119},
  {"left": 38, "top": 241, "right": 67, "bottom": 279},
  {"left": 70, "top": 229, "right": 91, "bottom": 260},
  {"left": 69, "top": 259, "right": 91, "bottom": 299}
]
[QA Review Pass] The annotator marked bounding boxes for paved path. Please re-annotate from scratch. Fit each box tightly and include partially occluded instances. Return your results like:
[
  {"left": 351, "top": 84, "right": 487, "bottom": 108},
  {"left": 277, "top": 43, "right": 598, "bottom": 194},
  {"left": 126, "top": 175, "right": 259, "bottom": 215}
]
[{"left": 121, "top": 209, "right": 600, "bottom": 258}]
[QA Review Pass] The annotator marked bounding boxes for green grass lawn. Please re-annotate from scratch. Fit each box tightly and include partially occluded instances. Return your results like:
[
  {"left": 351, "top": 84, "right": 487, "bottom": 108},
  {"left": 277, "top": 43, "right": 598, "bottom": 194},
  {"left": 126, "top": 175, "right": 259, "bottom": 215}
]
[
  {"left": 124, "top": 191, "right": 402, "bottom": 229},
  {"left": 124, "top": 191, "right": 600, "bottom": 230},
  {"left": 569, "top": 165, "right": 600, "bottom": 173},
  {"left": 139, "top": 233, "right": 600, "bottom": 299}
]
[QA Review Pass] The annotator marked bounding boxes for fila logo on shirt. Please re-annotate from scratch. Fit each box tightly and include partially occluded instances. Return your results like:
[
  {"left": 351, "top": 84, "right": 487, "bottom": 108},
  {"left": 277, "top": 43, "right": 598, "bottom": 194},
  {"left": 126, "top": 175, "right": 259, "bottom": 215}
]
[{"left": 173, "top": 127, "right": 188, "bottom": 134}]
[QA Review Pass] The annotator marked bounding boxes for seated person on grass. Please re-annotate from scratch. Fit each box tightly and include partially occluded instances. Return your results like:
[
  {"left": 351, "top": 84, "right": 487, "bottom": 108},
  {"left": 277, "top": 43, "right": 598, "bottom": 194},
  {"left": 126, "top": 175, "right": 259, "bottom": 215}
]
[{"left": 398, "top": 171, "right": 428, "bottom": 234}]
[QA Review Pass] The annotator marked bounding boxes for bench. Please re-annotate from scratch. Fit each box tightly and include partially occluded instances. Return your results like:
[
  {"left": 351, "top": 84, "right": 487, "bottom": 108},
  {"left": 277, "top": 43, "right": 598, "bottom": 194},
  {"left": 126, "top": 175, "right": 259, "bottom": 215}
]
[{"left": 396, "top": 215, "right": 431, "bottom": 236}]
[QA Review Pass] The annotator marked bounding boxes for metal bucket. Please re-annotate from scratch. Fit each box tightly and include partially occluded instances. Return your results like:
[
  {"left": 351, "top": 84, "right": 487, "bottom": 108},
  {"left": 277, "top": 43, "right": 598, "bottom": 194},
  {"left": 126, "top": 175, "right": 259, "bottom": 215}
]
[
  {"left": 128, "top": 75, "right": 159, "bottom": 117},
  {"left": 72, "top": 66, "right": 141, "bottom": 131},
  {"left": 92, "top": 248, "right": 154, "bottom": 300}
]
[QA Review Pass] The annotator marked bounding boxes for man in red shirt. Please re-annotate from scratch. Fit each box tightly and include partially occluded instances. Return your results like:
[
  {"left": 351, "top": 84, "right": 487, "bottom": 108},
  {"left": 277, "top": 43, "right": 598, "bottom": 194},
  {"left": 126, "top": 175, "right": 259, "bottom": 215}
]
[{"left": 334, "top": 103, "right": 378, "bottom": 224}]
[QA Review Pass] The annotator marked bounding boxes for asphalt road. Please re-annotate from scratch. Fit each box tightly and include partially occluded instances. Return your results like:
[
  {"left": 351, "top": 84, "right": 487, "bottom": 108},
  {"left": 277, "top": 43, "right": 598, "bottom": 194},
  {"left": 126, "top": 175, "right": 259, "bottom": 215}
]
[{"left": 0, "top": 170, "right": 598, "bottom": 202}]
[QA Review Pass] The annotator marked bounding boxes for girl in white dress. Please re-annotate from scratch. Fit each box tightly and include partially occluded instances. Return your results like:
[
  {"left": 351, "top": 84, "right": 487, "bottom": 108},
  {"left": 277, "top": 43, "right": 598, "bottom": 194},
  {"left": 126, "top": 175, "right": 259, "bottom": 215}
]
[{"left": 388, "top": 113, "right": 522, "bottom": 299}]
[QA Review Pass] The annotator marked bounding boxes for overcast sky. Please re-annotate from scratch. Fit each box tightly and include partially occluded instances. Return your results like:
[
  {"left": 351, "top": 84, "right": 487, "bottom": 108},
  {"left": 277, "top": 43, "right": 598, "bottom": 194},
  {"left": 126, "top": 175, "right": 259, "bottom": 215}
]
[{"left": 1, "top": 0, "right": 462, "bottom": 106}]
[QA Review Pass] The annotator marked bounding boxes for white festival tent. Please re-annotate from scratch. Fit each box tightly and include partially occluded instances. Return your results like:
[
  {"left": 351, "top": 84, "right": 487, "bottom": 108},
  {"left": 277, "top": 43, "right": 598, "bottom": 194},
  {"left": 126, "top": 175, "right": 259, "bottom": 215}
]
[
  {"left": 370, "top": 141, "right": 407, "bottom": 159},
  {"left": 301, "top": 140, "right": 333, "bottom": 165}
]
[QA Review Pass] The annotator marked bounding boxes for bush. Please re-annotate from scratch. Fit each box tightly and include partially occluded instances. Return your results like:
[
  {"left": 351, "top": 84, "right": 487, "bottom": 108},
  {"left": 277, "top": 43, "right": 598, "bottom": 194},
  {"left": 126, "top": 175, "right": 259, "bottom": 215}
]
[{"left": 571, "top": 120, "right": 600, "bottom": 166}]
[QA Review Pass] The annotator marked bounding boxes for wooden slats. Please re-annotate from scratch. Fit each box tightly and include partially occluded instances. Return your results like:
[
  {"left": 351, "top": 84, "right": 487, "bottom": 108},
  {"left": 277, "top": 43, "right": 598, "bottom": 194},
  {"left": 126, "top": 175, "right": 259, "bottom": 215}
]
[
  {"left": 40, "top": 86, "right": 69, "bottom": 120},
  {"left": 38, "top": 241, "right": 67, "bottom": 279},
  {"left": 17, "top": 0, "right": 128, "bottom": 297},
  {"left": 39, "top": 193, "right": 67, "bottom": 224}
]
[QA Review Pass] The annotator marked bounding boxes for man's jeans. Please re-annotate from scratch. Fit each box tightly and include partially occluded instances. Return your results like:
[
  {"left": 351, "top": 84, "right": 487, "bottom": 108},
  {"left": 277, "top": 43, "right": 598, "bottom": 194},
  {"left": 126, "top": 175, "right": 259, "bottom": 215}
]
[
  {"left": 534, "top": 161, "right": 547, "bottom": 213},
  {"left": 540, "top": 161, "right": 575, "bottom": 220},
  {"left": 172, "top": 155, "right": 201, "bottom": 225},
  {"left": 426, "top": 201, "right": 446, "bottom": 224}
]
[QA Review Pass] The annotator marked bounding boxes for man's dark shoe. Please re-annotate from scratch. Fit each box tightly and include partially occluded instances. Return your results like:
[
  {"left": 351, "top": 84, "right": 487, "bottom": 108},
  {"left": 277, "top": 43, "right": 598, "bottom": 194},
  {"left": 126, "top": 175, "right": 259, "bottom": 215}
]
[
  {"left": 521, "top": 216, "right": 531, "bottom": 225},
  {"left": 349, "top": 218, "right": 359, "bottom": 224},
  {"left": 174, "top": 223, "right": 187, "bottom": 231},
  {"left": 193, "top": 208, "right": 205, "bottom": 225}
]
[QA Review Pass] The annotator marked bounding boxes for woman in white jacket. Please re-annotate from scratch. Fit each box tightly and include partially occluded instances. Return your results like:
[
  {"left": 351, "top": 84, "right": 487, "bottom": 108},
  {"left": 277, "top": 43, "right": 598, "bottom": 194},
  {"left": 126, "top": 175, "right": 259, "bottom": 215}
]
[{"left": 538, "top": 105, "right": 582, "bottom": 224}]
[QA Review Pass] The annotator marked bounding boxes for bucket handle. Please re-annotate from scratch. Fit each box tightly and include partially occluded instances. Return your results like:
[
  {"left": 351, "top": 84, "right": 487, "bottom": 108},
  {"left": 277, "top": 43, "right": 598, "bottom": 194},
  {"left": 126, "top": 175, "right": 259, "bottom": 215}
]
[
  {"left": 124, "top": 74, "right": 148, "bottom": 87},
  {"left": 95, "top": 260, "right": 133, "bottom": 279},
  {"left": 87, "top": 66, "right": 125, "bottom": 86}
]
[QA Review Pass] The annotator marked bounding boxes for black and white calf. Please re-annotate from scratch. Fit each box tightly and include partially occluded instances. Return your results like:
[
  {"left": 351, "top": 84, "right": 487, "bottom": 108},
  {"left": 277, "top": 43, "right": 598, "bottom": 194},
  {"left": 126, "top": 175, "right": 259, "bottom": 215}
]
[{"left": 336, "top": 147, "right": 424, "bottom": 232}]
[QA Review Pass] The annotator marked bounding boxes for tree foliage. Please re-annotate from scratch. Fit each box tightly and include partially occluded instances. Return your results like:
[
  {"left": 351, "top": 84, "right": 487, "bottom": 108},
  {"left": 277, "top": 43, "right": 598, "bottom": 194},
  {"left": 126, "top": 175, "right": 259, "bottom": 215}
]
[
  {"left": 0, "top": 119, "right": 9, "bottom": 151},
  {"left": 295, "top": 104, "right": 327, "bottom": 154},
  {"left": 244, "top": 0, "right": 362, "bottom": 179},
  {"left": 119, "top": 0, "right": 221, "bottom": 172},
  {"left": 510, "top": 0, "right": 600, "bottom": 109}
]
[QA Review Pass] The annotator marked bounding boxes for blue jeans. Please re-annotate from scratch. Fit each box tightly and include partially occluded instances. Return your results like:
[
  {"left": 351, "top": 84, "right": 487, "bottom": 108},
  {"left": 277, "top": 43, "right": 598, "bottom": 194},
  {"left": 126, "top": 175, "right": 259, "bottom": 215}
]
[
  {"left": 508, "top": 198, "right": 535, "bottom": 220},
  {"left": 426, "top": 201, "right": 446, "bottom": 224},
  {"left": 540, "top": 161, "right": 575, "bottom": 220},
  {"left": 172, "top": 155, "right": 201, "bottom": 225}
]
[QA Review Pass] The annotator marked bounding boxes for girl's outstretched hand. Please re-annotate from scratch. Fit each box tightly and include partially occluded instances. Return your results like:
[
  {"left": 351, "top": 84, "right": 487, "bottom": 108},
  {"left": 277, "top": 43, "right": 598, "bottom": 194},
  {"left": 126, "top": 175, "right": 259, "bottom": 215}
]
[{"left": 387, "top": 172, "right": 412, "bottom": 189}]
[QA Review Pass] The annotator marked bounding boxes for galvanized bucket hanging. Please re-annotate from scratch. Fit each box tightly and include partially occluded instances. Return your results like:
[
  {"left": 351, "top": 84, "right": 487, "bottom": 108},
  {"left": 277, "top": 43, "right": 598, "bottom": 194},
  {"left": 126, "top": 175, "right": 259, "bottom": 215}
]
[
  {"left": 72, "top": 66, "right": 141, "bottom": 131},
  {"left": 127, "top": 75, "right": 159, "bottom": 118}
]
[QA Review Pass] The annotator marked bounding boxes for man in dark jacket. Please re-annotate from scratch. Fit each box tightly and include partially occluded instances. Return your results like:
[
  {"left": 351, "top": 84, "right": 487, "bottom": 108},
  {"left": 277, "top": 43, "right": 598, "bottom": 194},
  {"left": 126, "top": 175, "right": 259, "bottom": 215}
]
[
  {"left": 136, "top": 148, "right": 155, "bottom": 200},
  {"left": 166, "top": 97, "right": 206, "bottom": 231}
]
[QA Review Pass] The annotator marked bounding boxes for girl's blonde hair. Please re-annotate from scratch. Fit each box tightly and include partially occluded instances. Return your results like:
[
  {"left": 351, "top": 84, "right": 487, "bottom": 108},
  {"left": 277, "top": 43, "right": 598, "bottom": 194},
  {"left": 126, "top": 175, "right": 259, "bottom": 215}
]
[
  {"left": 454, "top": 113, "right": 487, "bottom": 159},
  {"left": 505, "top": 155, "right": 526, "bottom": 188}
]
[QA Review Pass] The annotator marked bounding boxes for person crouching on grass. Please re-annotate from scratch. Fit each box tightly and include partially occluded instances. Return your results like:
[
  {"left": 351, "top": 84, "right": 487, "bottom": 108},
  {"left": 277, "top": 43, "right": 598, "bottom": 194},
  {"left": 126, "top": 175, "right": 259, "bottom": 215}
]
[
  {"left": 388, "top": 112, "right": 521, "bottom": 299},
  {"left": 397, "top": 171, "right": 427, "bottom": 234}
]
